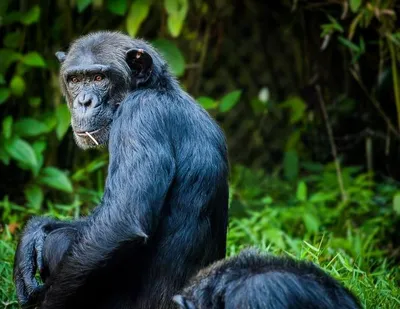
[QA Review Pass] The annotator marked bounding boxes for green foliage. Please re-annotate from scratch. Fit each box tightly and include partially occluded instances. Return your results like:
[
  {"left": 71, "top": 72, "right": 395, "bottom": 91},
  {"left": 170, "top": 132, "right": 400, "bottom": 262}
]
[{"left": 152, "top": 39, "right": 185, "bottom": 76}]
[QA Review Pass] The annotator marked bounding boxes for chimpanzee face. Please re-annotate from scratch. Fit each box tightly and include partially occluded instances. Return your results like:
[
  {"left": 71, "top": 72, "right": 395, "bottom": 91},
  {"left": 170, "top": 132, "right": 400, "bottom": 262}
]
[{"left": 56, "top": 38, "right": 153, "bottom": 149}]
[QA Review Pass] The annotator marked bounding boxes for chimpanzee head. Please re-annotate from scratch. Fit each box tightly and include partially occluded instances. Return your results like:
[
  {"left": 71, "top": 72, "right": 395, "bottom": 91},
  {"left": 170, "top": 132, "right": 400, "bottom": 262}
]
[{"left": 56, "top": 31, "right": 165, "bottom": 149}]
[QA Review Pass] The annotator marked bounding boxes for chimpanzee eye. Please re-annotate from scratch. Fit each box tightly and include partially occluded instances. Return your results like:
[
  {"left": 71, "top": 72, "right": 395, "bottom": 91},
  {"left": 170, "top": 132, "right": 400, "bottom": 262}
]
[
  {"left": 70, "top": 76, "right": 79, "bottom": 84},
  {"left": 94, "top": 74, "right": 104, "bottom": 82}
]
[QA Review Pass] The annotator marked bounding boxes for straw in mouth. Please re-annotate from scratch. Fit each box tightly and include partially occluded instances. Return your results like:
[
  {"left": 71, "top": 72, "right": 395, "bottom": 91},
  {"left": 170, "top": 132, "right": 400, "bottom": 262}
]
[{"left": 85, "top": 131, "right": 99, "bottom": 145}]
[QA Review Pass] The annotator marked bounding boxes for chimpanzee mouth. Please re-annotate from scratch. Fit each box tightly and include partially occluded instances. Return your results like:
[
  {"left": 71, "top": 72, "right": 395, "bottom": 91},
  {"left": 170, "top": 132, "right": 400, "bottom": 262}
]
[{"left": 74, "top": 127, "right": 106, "bottom": 146}]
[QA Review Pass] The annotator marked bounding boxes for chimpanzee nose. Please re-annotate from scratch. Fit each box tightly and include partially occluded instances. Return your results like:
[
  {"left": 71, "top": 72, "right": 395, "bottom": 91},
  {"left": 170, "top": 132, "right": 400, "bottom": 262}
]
[{"left": 77, "top": 94, "right": 92, "bottom": 107}]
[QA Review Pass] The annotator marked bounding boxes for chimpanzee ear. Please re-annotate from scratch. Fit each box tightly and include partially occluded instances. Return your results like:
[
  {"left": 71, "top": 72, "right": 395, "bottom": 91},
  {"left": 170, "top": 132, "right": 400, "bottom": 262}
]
[
  {"left": 55, "top": 51, "right": 66, "bottom": 63},
  {"left": 172, "top": 295, "right": 196, "bottom": 309},
  {"left": 126, "top": 48, "right": 153, "bottom": 86}
]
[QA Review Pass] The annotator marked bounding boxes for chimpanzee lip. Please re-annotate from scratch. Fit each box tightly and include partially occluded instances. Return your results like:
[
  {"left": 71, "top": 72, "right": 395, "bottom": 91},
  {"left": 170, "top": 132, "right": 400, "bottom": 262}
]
[{"left": 74, "top": 127, "right": 104, "bottom": 136}]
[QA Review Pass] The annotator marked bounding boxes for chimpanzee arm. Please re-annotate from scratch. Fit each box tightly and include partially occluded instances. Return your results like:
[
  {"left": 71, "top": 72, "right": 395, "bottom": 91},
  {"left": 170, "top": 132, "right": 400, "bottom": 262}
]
[
  {"left": 40, "top": 95, "right": 176, "bottom": 309},
  {"left": 13, "top": 218, "right": 83, "bottom": 307}
]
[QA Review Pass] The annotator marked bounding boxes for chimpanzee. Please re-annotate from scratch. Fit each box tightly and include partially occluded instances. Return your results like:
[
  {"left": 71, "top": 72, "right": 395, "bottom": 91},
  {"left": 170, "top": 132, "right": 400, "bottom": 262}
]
[
  {"left": 173, "top": 249, "right": 361, "bottom": 309},
  {"left": 13, "top": 31, "right": 229, "bottom": 309}
]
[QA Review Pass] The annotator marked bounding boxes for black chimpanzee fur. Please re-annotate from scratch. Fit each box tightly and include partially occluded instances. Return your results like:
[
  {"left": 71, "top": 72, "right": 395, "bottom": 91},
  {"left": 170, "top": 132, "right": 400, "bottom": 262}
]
[
  {"left": 174, "top": 249, "right": 361, "bottom": 309},
  {"left": 13, "top": 31, "right": 229, "bottom": 309}
]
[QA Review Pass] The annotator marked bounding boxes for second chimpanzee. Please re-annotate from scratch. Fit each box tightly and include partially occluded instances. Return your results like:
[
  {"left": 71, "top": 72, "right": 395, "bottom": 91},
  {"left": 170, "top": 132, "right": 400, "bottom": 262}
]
[
  {"left": 174, "top": 249, "right": 361, "bottom": 309},
  {"left": 13, "top": 31, "right": 229, "bottom": 309}
]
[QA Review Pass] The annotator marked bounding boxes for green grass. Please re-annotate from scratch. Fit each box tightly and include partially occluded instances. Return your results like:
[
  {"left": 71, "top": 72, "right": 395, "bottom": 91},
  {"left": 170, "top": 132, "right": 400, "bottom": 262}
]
[{"left": 1, "top": 164, "right": 400, "bottom": 308}]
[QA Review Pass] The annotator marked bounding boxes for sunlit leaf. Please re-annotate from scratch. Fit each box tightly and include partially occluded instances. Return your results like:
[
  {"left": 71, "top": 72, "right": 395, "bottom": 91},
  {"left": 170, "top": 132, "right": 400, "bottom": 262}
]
[
  {"left": 56, "top": 104, "right": 71, "bottom": 140},
  {"left": 296, "top": 181, "right": 307, "bottom": 201},
  {"left": 107, "top": 0, "right": 128, "bottom": 15},
  {"left": 197, "top": 96, "right": 217, "bottom": 110},
  {"left": 22, "top": 52, "right": 46, "bottom": 67},
  {"left": 303, "top": 213, "right": 320, "bottom": 233},
  {"left": 126, "top": 0, "right": 150, "bottom": 37},
  {"left": 10, "top": 75, "right": 25, "bottom": 97},
  {"left": 219, "top": 90, "right": 242, "bottom": 113},
  {"left": 164, "top": 0, "right": 188, "bottom": 37},
  {"left": 152, "top": 39, "right": 185, "bottom": 76},
  {"left": 39, "top": 167, "right": 73, "bottom": 193},
  {"left": 5, "top": 137, "right": 38, "bottom": 172}
]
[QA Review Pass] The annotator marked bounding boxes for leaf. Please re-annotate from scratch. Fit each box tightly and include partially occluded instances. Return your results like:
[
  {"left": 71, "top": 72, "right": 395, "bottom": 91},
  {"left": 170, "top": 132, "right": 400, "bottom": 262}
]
[
  {"left": 126, "top": 0, "right": 150, "bottom": 37},
  {"left": 197, "top": 96, "right": 217, "bottom": 110},
  {"left": 39, "top": 167, "right": 73, "bottom": 193},
  {"left": 56, "top": 104, "right": 71, "bottom": 140},
  {"left": 24, "top": 185, "right": 43, "bottom": 209},
  {"left": 350, "top": 0, "right": 361, "bottom": 13},
  {"left": 303, "top": 213, "right": 320, "bottom": 233},
  {"left": 14, "top": 118, "right": 50, "bottom": 137},
  {"left": 22, "top": 52, "right": 46, "bottom": 67},
  {"left": 296, "top": 181, "right": 307, "bottom": 202},
  {"left": 10, "top": 75, "right": 26, "bottom": 97},
  {"left": 152, "top": 39, "right": 185, "bottom": 76},
  {"left": 164, "top": 0, "right": 188, "bottom": 37},
  {"left": 29, "top": 97, "right": 41, "bottom": 108},
  {"left": 21, "top": 5, "right": 40, "bottom": 25},
  {"left": 4, "top": 137, "right": 38, "bottom": 172},
  {"left": 2, "top": 116, "right": 13, "bottom": 139},
  {"left": 393, "top": 193, "right": 400, "bottom": 215},
  {"left": 3, "top": 31, "right": 22, "bottom": 48},
  {"left": 281, "top": 96, "right": 306, "bottom": 124},
  {"left": 107, "top": 0, "right": 128, "bottom": 15},
  {"left": 0, "top": 88, "right": 10, "bottom": 104},
  {"left": 76, "top": 0, "right": 92, "bottom": 13},
  {"left": 338, "top": 36, "right": 360, "bottom": 52},
  {"left": 219, "top": 90, "right": 242, "bottom": 113},
  {"left": 283, "top": 150, "right": 299, "bottom": 180}
]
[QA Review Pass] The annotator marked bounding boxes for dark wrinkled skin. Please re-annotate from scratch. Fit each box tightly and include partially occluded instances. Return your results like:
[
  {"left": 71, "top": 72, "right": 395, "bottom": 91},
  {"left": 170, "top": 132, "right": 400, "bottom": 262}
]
[
  {"left": 13, "top": 31, "right": 229, "bottom": 309},
  {"left": 174, "top": 249, "right": 361, "bottom": 309}
]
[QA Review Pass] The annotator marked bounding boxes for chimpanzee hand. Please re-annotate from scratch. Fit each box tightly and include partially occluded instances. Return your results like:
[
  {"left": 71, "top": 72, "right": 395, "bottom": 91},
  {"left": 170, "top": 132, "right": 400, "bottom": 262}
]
[{"left": 13, "top": 217, "right": 57, "bottom": 307}]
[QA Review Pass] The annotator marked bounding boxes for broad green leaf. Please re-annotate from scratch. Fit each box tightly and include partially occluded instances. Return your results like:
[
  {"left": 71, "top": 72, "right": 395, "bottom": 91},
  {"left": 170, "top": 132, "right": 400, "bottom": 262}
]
[
  {"left": 24, "top": 185, "right": 44, "bottom": 209},
  {"left": 39, "top": 167, "right": 73, "bottom": 193},
  {"left": 126, "top": 0, "right": 150, "bottom": 37},
  {"left": 219, "top": 90, "right": 242, "bottom": 113},
  {"left": 21, "top": 6, "right": 40, "bottom": 25},
  {"left": 167, "top": 14, "right": 184, "bottom": 38},
  {"left": 164, "top": 0, "right": 188, "bottom": 37},
  {"left": 0, "top": 50, "right": 22, "bottom": 74},
  {"left": 0, "top": 88, "right": 10, "bottom": 104},
  {"left": 107, "top": 0, "right": 128, "bottom": 15},
  {"left": 2, "top": 116, "right": 13, "bottom": 139},
  {"left": 350, "top": 0, "right": 362, "bottom": 12},
  {"left": 197, "top": 96, "right": 217, "bottom": 110},
  {"left": 393, "top": 193, "right": 400, "bottom": 215},
  {"left": 152, "top": 39, "right": 185, "bottom": 76},
  {"left": 296, "top": 181, "right": 307, "bottom": 202},
  {"left": 14, "top": 118, "right": 50, "bottom": 137},
  {"left": 10, "top": 75, "right": 25, "bottom": 97},
  {"left": 283, "top": 150, "right": 299, "bottom": 180},
  {"left": 22, "top": 52, "right": 46, "bottom": 67},
  {"left": 56, "top": 104, "right": 71, "bottom": 140},
  {"left": 5, "top": 137, "right": 38, "bottom": 172},
  {"left": 77, "top": 0, "right": 92, "bottom": 13},
  {"left": 303, "top": 213, "right": 320, "bottom": 233}
]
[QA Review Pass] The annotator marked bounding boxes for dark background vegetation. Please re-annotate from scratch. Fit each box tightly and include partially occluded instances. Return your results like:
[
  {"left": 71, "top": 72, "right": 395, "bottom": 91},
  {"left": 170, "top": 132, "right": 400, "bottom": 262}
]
[{"left": 0, "top": 0, "right": 400, "bottom": 308}]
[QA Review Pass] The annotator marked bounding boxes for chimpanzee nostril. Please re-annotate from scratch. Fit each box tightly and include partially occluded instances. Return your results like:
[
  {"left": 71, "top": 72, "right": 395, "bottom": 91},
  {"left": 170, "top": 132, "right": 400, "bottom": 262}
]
[{"left": 78, "top": 94, "right": 92, "bottom": 107}]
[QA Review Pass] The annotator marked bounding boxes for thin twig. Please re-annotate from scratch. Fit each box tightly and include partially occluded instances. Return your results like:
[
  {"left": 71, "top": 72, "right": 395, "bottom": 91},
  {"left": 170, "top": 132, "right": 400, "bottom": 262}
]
[
  {"left": 315, "top": 85, "right": 347, "bottom": 202},
  {"left": 85, "top": 132, "right": 99, "bottom": 145}
]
